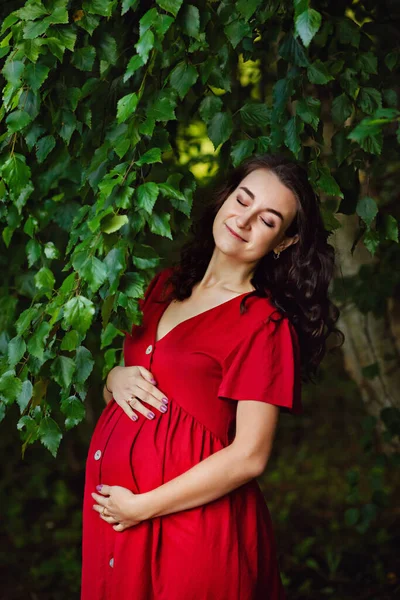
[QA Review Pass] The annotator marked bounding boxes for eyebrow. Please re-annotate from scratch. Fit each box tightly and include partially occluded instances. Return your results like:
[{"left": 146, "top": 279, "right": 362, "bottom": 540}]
[{"left": 239, "top": 187, "right": 284, "bottom": 222}]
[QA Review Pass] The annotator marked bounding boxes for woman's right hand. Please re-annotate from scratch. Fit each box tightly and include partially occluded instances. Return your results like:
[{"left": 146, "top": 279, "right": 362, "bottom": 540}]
[{"left": 106, "top": 366, "right": 169, "bottom": 422}]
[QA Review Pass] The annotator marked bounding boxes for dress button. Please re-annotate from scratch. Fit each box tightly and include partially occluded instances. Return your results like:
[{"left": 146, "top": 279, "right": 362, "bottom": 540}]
[
  {"left": 109, "top": 557, "right": 114, "bottom": 568},
  {"left": 145, "top": 344, "right": 153, "bottom": 354},
  {"left": 94, "top": 450, "right": 102, "bottom": 461}
]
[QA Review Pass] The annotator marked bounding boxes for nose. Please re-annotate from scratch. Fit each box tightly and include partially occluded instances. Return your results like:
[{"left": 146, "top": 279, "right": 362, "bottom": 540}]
[{"left": 236, "top": 213, "right": 251, "bottom": 229}]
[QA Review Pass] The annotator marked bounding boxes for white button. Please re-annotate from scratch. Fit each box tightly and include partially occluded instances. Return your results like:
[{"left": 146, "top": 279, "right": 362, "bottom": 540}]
[
  {"left": 145, "top": 344, "right": 153, "bottom": 354},
  {"left": 109, "top": 557, "right": 114, "bottom": 568},
  {"left": 94, "top": 450, "right": 102, "bottom": 460}
]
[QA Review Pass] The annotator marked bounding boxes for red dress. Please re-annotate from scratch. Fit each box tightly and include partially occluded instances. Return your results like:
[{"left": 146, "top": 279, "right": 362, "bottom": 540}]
[{"left": 81, "top": 266, "right": 302, "bottom": 600}]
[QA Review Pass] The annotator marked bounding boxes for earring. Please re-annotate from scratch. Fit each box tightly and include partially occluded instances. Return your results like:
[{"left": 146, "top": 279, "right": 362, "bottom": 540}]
[{"left": 273, "top": 251, "right": 280, "bottom": 259}]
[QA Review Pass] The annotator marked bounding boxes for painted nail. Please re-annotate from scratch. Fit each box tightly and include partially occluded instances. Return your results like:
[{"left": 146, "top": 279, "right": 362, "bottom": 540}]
[
  {"left": 96, "top": 485, "right": 103, "bottom": 492},
  {"left": 147, "top": 411, "right": 155, "bottom": 419},
  {"left": 151, "top": 378, "right": 157, "bottom": 384},
  {"left": 132, "top": 414, "right": 138, "bottom": 421},
  {"left": 162, "top": 398, "right": 169, "bottom": 404},
  {"left": 160, "top": 405, "right": 167, "bottom": 413}
]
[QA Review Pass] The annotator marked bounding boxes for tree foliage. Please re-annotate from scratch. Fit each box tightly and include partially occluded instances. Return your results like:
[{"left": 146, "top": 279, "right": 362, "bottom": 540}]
[{"left": 0, "top": 0, "right": 399, "bottom": 455}]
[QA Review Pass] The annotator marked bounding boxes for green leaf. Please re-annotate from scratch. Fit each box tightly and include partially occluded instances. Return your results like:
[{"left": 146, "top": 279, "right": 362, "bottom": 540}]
[
  {"left": 135, "top": 148, "right": 162, "bottom": 166},
  {"left": 356, "top": 196, "right": 378, "bottom": 227},
  {"left": 347, "top": 119, "right": 383, "bottom": 155},
  {"left": 381, "top": 214, "right": 399, "bottom": 243},
  {"left": 72, "top": 252, "right": 108, "bottom": 293},
  {"left": 61, "top": 330, "right": 81, "bottom": 351},
  {"left": 307, "top": 60, "right": 333, "bottom": 84},
  {"left": 132, "top": 244, "right": 161, "bottom": 269},
  {"left": 16, "top": 379, "right": 33, "bottom": 413},
  {"left": 0, "top": 370, "right": 22, "bottom": 404},
  {"left": 284, "top": 116, "right": 304, "bottom": 157},
  {"left": 156, "top": 0, "right": 183, "bottom": 17},
  {"left": 0, "top": 153, "right": 31, "bottom": 200},
  {"left": 237, "top": 0, "right": 262, "bottom": 21},
  {"left": 170, "top": 62, "right": 198, "bottom": 99},
  {"left": 295, "top": 9, "right": 322, "bottom": 48},
  {"left": 121, "top": 0, "right": 140, "bottom": 15},
  {"left": 44, "top": 242, "right": 59, "bottom": 260},
  {"left": 75, "top": 346, "right": 94, "bottom": 384},
  {"left": 224, "top": 18, "right": 251, "bottom": 49},
  {"left": 363, "top": 230, "right": 380, "bottom": 255},
  {"left": 16, "top": 2, "right": 48, "bottom": 20},
  {"left": 239, "top": 103, "right": 270, "bottom": 127},
  {"left": 148, "top": 212, "right": 173, "bottom": 239},
  {"left": 62, "top": 296, "right": 95, "bottom": 334},
  {"left": 117, "top": 93, "right": 138, "bottom": 124},
  {"left": 36, "top": 135, "right": 56, "bottom": 163},
  {"left": 102, "top": 214, "right": 129, "bottom": 234},
  {"left": 27, "top": 321, "right": 51, "bottom": 360},
  {"left": 26, "top": 238, "right": 41, "bottom": 267},
  {"left": 61, "top": 395, "right": 86, "bottom": 430},
  {"left": 123, "top": 54, "right": 144, "bottom": 82},
  {"left": 207, "top": 112, "right": 233, "bottom": 149},
  {"left": 51, "top": 355, "right": 76, "bottom": 388},
  {"left": 82, "top": 0, "right": 114, "bottom": 17},
  {"left": 71, "top": 46, "right": 96, "bottom": 71},
  {"left": 345, "top": 508, "right": 359, "bottom": 526},
  {"left": 34, "top": 267, "right": 55, "bottom": 293},
  {"left": 317, "top": 166, "right": 344, "bottom": 198},
  {"left": 38, "top": 417, "right": 62, "bottom": 457},
  {"left": 199, "top": 96, "right": 223, "bottom": 123},
  {"left": 331, "top": 94, "right": 353, "bottom": 125},
  {"left": 124, "top": 272, "right": 145, "bottom": 299},
  {"left": 136, "top": 182, "right": 159, "bottom": 213},
  {"left": 101, "top": 323, "right": 122, "bottom": 349},
  {"left": 8, "top": 336, "right": 26, "bottom": 368},
  {"left": 16, "top": 307, "right": 37, "bottom": 336},
  {"left": 358, "top": 88, "right": 382, "bottom": 115},
  {"left": 180, "top": 4, "right": 200, "bottom": 38},
  {"left": 2, "top": 60, "right": 24, "bottom": 85},
  {"left": 6, "top": 110, "right": 32, "bottom": 133},
  {"left": 148, "top": 91, "right": 177, "bottom": 122},
  {"left": 230, "top": 139, "right": 255, "bottom": 167},
  {"left": 135, "top": 29, "right": 154, "bottom": 63},
  {"left": 332, "top": 130, "right": 352, "bottom": 166},
  {"left": 296, "top": 97, "right": 321, "bottom": 130}
]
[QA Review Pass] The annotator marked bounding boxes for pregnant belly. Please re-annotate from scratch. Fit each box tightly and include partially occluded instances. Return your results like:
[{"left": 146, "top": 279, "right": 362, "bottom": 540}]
[{"left": 98, "top": 400, "right": 227, "bottom": 494}]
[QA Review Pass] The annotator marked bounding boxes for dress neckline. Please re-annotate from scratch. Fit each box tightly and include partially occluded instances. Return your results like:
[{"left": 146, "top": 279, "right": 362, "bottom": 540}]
[{"left": 154, "top": 290, "right": 252, "bottom": 345}]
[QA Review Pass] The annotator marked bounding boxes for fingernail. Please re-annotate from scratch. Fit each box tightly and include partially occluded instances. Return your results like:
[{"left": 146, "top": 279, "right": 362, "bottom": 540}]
[
  {"left": 132, "top": 414, "right": 138, "bottom": 421},
  {"left": 162, "top": 398, "right": 168, "bottom": 404},
  {"left": 160, "top": 405, "right": 167, "bottom": 413},
  {"left": 147, "top": 411, "right": 155, "bottom": 419},
  {"left": 151, "top": 378, "right": 157, "bottom": 384},
  {"left": 96, "top": 485, "right": 103, "bottom": 492}
]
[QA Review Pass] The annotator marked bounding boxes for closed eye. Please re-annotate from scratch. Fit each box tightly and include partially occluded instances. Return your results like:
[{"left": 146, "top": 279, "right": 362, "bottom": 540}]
[{"left": 236, "top": 197, "right": 275, "bottom": 228}]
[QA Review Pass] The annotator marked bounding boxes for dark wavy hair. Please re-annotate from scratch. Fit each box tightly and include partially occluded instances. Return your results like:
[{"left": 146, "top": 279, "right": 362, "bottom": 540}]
[{"left": 163, "top": 154, "right": 344, "bottom": 384}]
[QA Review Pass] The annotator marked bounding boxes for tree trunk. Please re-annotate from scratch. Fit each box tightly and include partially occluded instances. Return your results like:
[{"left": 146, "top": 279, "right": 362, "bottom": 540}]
[{"left": 331, "top": 213, "right": 400, "bottom": 453}]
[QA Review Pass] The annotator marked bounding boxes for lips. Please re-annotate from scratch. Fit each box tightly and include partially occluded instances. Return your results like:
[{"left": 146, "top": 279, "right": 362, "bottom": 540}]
[{"left": 225, "top": 223, "right": 247, "bottom": 242}]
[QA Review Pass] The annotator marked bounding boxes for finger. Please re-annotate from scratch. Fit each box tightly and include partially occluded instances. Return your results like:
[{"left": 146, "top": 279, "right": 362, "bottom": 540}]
[
  {"left": 137, "top": 366, "right": 157, "bottom": 385},
  {"left": 114, "top": 396, "right": 140, "bottom": 423},
  {"left": 130, "top": 384, "right": 169, "bottom": 415},
  {"left": 92, "top": 492, "right": 108, "bottom": 504},
  {"left": 92, "top": 503, "right": 106, "bottom": 514},
  {"left": 127, "top": 396, "right": 158, "bottom": 420},
  {"left": 95, "top": 484, "right": 111, "bottom": 496},
  {"left": 100, "top": 513, "right": 119, "bottom": 525},
  {"left": 113, "top": 523, "right": 125, "bottom": 532}
]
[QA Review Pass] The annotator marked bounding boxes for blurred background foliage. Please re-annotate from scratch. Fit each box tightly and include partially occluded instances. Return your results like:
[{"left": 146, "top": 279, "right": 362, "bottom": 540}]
[{"left": 0, "top": 0, "right": 399, "bottom": 597}]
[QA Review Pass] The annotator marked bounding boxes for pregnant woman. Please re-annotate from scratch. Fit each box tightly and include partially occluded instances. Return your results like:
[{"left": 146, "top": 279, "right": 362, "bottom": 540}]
[{"left": 81, "top": 154, "right": 342, "bottom": 599}]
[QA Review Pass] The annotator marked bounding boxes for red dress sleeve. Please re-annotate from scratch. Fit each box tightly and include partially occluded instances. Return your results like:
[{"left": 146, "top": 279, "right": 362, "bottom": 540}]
[{"left": 217, "top": 316, "right": 303, "bottom": 415}]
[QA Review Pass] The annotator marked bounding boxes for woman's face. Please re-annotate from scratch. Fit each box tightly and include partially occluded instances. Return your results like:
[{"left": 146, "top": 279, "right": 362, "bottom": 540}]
[{"left": 212, "top": 168, "right": 299, "bottom": 265}]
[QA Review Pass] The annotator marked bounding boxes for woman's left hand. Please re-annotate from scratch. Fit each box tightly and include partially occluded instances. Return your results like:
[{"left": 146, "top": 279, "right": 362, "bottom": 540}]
[{"left": 91, "top": 485, "right": 148, "bottom": 532}]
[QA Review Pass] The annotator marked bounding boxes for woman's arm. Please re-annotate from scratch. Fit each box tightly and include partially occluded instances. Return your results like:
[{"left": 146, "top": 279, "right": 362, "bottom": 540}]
[
  {"left": 92, "top": 401, "right": 279, "bottom": 528},
  {"left": 142, "top": 401, "right": 279, "bottom": 518}
]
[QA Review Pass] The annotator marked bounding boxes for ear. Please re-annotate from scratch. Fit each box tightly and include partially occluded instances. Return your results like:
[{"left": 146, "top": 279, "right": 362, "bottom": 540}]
[{"left": 274, "top": 234, "right": 299, "bottom": 254}]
